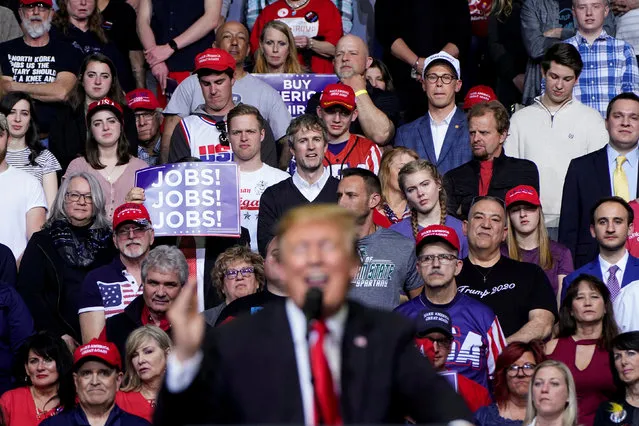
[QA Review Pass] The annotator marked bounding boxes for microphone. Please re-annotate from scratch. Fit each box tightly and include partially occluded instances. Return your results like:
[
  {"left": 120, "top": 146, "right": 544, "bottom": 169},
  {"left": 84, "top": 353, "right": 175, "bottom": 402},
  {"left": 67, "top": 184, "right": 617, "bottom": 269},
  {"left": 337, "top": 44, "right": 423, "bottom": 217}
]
[{"left": 302, "top": 287, "right": 323, "bottom": 323}]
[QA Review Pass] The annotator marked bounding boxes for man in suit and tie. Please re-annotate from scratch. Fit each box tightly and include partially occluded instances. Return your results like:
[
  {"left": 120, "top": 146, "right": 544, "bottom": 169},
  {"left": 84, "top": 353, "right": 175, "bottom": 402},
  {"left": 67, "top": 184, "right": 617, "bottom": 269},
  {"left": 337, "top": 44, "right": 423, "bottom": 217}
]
[
  {"left": 394, "top": 51, "right": 472, "bottom": 175},
  {"left": 154, "top": 204, "right": 473, "bottom": 425},
  {"left": 559, "top": 92, "right": 639, "bottom": 268},
  {"left": 443, "top": 101, "right": 540, "bottom": 219},
  {"left": 560, "top": 197, "right": 639, "bottom": 332}
]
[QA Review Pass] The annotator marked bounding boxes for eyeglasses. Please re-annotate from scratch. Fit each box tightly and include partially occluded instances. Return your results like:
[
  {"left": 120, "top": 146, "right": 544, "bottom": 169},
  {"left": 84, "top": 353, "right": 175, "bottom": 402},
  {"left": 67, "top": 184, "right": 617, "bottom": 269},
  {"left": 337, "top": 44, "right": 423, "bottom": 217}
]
[
  {"left": 417, "top": 254, "right": 458, "bottom": 265},
  {"left": 224, "top": 267, "right": 254, "bottom": 279},
  {"left": 65, "top": 192, "right": 93, "bottom": 204},
  {"left": 216, "top": 121, "right": 229, "bottom": 147},
  {"left": 115, "top": 226, "right": 150, "bottom": 238},
  {"left": 424, "top": 73, "right": 456, "bottom": 85},
  {"left": 134, "top": 112, "right": 155, "bottom": 123},
  {"left": 425, "top": 336, "right": 453, "bottom": 348},
  {"left": 21, "top": 3, "right": 51, "bottom": 10},
  {"left": 506, "top": 363, "right": 536, "bottom": 377}
]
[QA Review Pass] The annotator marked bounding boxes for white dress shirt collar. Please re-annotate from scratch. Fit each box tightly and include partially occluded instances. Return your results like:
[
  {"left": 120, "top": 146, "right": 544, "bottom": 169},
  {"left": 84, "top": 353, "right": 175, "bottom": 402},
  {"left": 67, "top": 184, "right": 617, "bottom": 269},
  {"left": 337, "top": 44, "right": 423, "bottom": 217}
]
[
  {"left": 599, "top": 250, "right": 629, "bottom": 281},
  {"left": 292, "top": 167, "right": 330, "bottom": 202}
]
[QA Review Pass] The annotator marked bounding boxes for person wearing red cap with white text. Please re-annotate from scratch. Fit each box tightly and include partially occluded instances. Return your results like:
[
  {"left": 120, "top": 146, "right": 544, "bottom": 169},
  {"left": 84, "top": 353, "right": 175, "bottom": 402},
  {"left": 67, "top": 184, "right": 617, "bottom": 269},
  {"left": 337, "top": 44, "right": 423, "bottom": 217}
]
[
  {"left": 395, "top": 224, "right": 506, "bottom": 393},
  {"left": 40, "top": 339, "right": 150, "bottom": 426},
  {"left": 314, "top": 83, "right": 382, "bottom": 178},
  {"left": 501, "top": 185, "right": 574, "bottom": 306},
  {"left": 168, "top": 47, "right": 277, "bottom": 165},
  {"left": 63, "top": 97, "right": 148, "bottom": 219},
  {"left": 78, "top": 203, "right": 155, "bottom": 343},
  {"left": 127, "top": 89, "right": 163, "bottom": 166},
  {"left": 0, "top": 0, "right": 82, "bottom": 138},
  {"left": 462, "top": 85, "right": 497, "bottom": 111}
]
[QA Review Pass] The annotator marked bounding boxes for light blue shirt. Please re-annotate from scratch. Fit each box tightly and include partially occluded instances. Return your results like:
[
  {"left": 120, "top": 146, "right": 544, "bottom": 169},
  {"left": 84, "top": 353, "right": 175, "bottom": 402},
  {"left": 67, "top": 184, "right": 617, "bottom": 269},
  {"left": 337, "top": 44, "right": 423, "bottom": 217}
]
[{"left": 607, "top": 144, "right": 639, "bottom": 198}]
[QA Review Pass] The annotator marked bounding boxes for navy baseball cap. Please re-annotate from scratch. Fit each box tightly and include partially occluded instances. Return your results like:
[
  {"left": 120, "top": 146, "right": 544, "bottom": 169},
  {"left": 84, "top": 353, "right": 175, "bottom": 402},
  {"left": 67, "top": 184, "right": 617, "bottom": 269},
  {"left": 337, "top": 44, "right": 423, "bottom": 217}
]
[{"left": 415, "top": 308, "right": 453, "bottom": 338}]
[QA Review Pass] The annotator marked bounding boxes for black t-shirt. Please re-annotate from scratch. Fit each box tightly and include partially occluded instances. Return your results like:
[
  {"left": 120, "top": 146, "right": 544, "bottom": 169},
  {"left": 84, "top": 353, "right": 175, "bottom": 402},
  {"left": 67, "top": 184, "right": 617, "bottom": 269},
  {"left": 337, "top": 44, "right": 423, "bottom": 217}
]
[
  {"left": 0, "top": 35, "right": 82, "bottom": 133},
  {"left": 101, "top": 0, "right": 142, "bottom": 58},
  {"left": 50, "top": 24, "right": 134, "bottom": 91},
  {"left": 306, "top": 82, "right": 402, "bottom": 135},
  {"left": 456, "top": 256, "right": 558, "bottom": 337},
  {"left": 558, "top": 0, "right": 574, "bottom": 29}
]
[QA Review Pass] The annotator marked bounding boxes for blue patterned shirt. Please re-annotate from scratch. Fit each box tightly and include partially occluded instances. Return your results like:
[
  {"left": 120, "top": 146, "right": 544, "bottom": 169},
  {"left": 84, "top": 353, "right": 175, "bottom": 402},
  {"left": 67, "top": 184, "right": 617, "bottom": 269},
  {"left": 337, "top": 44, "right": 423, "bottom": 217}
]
[
  {"left": 245, "top": 0, "right": 352, "bottom": 33},
  {"left": 137, "top": 137, "right": 161, "bottom": 167},
  {"left": 565, "top": 30, "right": 639, "bottom": 117}
]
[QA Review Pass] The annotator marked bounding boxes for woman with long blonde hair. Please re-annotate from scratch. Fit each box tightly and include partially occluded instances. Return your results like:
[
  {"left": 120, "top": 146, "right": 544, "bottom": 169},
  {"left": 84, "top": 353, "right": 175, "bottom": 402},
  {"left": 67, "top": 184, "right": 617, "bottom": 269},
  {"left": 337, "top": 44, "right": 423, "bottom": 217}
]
[
  {"left": 391, "top": 159, "right": 468, "bottom": 257},
  {"left": 253, "top": 21, "right": 304, "bottom": 74},
  {"left": 374, "top": 147, "right": 419, "bottom": 228},
  {"left": 502, "top": 185, "right": 573, "bottom": 305},
  {"left": 523, "top": 360, "right": 579, "bottom": 426}
]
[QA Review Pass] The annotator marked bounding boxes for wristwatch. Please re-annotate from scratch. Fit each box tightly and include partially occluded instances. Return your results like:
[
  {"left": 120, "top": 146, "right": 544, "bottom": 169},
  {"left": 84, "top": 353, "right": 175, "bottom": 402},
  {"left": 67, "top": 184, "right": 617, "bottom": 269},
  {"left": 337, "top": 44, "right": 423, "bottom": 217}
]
[{"left": 168, "top": 39, "right": 179, "bottom": 52}]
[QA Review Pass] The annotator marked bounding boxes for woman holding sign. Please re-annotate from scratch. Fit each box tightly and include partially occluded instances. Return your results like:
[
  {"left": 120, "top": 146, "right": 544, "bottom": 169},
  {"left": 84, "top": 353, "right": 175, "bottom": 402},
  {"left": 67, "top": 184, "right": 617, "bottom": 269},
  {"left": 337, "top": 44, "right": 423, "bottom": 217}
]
[
  {"left": 63, "top": 98, "right": 148, "bottom": 220},
  {"left": 253, "top": 21, "right": 305, "bottom": 74}
]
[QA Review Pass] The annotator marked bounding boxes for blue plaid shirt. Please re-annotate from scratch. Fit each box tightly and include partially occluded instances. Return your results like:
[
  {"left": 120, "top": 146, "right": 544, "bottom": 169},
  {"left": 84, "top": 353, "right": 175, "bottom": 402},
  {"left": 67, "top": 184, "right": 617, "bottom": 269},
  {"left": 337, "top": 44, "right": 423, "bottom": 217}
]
[
  {"left": 245, "top": 0, "right": 353, "bottom": 33},
  {"left": 137, "top": 138, "right": 161, "bottom": 167},
  {"left": 565, "top": 30, "right": 639, "bottom": 117}
]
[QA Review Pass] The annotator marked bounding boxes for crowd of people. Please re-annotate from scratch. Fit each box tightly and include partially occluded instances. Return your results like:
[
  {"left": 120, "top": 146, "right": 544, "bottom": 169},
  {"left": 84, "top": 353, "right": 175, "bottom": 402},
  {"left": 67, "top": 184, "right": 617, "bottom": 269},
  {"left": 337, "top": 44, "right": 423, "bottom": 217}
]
[{"left": 0, "top": 0, "right": 639, "bottom": 424}]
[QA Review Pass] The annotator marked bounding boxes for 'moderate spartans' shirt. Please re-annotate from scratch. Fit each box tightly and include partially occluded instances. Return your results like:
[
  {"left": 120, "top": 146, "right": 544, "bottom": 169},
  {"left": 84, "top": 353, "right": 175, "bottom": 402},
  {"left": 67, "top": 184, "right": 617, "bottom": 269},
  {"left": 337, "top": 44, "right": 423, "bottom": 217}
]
[
  {"left": 456, "top": 256, "right": 558, "bottom": 337},
  {"left": 395, "top": 292, "right": 506, "bottom": 390},
  {"left": 348, "top": 228, "right": 423, "bottom": 310},
  {"left": 78, "top": 257, "right": 142, "bottom": 318}
]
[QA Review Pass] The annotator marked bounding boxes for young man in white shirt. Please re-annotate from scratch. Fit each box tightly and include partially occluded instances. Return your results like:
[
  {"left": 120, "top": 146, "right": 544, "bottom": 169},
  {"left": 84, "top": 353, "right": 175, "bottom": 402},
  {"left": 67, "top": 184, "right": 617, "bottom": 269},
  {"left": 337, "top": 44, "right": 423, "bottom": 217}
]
[{"left": 228, "top": 104, "right": 288, "bottom": 252}]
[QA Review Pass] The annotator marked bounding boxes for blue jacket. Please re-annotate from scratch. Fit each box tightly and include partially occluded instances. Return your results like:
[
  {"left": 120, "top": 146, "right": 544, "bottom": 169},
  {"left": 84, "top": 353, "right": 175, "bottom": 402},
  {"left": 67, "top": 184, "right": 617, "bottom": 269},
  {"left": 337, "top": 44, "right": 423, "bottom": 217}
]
[
  {"left": 394, "top": 107, "right": 472, "bottom": 175},
  {"left": 40, "top": 404, "right": 150, "bottom": 426},
  {"left": 0, "top": 284, "right": 33, "bottom": 395},
  {"left": 560, "top": 254, "right": 639, "bottom": 302}
]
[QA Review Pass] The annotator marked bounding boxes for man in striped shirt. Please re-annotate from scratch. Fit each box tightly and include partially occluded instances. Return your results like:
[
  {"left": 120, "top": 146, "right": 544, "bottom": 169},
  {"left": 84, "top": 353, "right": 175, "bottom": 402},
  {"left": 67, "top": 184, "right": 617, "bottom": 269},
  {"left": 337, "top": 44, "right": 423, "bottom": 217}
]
[
  {"left": 565, "top": 0, "right": 639, "bottom": 117},
  {"left": 77, "top": 203, "right": 155, "bottom": 344}
]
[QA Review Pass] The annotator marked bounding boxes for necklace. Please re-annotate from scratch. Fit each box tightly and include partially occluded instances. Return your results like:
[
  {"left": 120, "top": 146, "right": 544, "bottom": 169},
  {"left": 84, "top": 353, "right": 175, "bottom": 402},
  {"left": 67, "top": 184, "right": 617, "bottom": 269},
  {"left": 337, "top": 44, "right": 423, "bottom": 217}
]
[
  {"left": 285, "top": 0, "right": 310, "bottom": 15},
  {"left": 472, "top": 263, "right": 494, "bottom": 284},
  {"left": 101, "top": 164, "right": 119, "bottom": 183}
]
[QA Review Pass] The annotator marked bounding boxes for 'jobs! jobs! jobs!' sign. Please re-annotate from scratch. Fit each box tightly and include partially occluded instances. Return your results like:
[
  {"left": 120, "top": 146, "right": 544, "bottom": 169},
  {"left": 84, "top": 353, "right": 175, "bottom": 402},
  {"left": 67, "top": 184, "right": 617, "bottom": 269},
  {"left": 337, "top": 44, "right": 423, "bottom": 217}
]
[{"left": 135, "top": 163, "right": 241, "bottom": 237}]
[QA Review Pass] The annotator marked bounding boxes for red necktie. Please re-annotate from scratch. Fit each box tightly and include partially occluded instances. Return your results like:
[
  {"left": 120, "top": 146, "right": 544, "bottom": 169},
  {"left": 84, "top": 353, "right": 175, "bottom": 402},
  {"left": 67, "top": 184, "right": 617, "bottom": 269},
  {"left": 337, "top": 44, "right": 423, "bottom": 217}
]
[
  {"left": 310, "top": 320, "right": 342, "bottom": 426},
  {"left": 179, "top": 236, "right": 197, "bottom": 280}
]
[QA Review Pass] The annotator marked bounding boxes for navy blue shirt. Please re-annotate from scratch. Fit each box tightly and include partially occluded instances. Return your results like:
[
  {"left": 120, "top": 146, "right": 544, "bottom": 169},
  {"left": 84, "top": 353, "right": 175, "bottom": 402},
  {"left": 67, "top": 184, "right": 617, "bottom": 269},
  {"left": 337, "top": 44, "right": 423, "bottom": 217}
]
[
  {"left": 150, "top": 0, "right": 215, "bottom": 72},
  {"left": 40, "top": 404, "right": 150, "bottom": 426}
]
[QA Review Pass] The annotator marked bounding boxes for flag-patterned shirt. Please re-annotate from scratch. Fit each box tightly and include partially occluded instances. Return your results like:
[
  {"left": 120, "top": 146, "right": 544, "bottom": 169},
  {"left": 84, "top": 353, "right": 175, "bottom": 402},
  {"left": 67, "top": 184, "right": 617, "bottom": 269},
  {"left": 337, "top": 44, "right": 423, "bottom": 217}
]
[
  {"left": 394, "top": 291, "right": 506, "bottom": 390},
  {"left": 565, "top": 31, "right": 639, "bottom": 117},
  {"left": 78, "top": 257, "right": 142, "bottom": 318}
]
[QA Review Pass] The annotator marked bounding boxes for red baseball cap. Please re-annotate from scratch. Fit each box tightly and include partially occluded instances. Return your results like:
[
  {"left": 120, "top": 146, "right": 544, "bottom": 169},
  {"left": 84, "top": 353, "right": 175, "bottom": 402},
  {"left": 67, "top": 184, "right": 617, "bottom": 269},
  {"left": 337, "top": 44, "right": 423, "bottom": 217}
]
[
  {"left": 20, "top": 0, "right": 53, "bottom": 7},
  {"left": 319, "top": 84, "right": 356, "bottom": 111},
  {"left": 126, "top": 89, "right": 160, "bottom": 111},
  {"left": 415, "top": 224, "right": 461, "bottom": 253},
  {"left": 112, "top": 203, "right": 151, "bottom": 230},
  {"left": 463, "top": 85, "right": 498, "bottom": 109},
  {"left": 73, "top": 339, "right": 122, "bottom": 370},
  {"left": 194, "top": 48, "right": 236, "bottom": 74},
  {"left": 86, "top": 97, "right": 124, "bottom": 123},
  {"left": 505, "top": 185, "right": 541, "bottom": 209}
]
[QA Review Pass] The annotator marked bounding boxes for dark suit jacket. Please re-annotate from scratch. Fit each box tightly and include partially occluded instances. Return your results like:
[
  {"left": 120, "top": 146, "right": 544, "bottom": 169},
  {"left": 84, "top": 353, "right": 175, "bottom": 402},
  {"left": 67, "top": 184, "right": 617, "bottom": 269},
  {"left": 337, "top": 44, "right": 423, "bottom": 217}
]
[
  {"left": 154, "top": 301, "right": 472, "bottom": 425},
  {"left": 394, "top": 107, "right": 472, "bottom": 175},
  {"left": 559, "top": 146, "right": 639, "bottom": 268},
  {"left": 560, "top": 254, "right": 639, "bottom": 302},
  {"left": 443, "top": 153, "right": 540, "bottom": 219}
]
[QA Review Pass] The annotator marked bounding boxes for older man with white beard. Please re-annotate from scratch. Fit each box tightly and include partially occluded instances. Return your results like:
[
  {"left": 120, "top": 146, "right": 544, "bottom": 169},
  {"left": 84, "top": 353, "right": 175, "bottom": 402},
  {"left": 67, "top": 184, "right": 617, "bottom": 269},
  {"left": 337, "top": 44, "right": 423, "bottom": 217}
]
[
  {"left": 0, "top": 0, "right": 81, "bottom": 137},
  {"left": 77, "top": 203, "right": 156, "bottom": 344}
]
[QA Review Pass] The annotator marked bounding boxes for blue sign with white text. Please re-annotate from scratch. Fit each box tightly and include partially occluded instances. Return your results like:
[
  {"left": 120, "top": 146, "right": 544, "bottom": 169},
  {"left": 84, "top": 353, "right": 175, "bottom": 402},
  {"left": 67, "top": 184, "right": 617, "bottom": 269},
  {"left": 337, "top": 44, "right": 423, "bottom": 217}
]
[{"left": 135, "top": 163, "right": 240, "bottom": 237}]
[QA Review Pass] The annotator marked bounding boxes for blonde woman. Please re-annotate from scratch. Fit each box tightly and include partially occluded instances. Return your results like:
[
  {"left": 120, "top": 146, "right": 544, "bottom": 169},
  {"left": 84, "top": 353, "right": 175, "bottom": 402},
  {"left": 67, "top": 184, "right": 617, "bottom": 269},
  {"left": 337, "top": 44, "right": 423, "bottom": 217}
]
[
  {"left": 374, "top": 147, "right": 419, "bottom": 228},
  {"left": 116, "top": 325, "right": 171, "bottom": 423},
  {"left": 253, "top": 21, "right": 304, "bottom": 74},
  {"left": 524, "top": 360, "right": 579, "bottom": 426},
  {"left": 391, "top": 159, "right": 468, "bottom": 257}
]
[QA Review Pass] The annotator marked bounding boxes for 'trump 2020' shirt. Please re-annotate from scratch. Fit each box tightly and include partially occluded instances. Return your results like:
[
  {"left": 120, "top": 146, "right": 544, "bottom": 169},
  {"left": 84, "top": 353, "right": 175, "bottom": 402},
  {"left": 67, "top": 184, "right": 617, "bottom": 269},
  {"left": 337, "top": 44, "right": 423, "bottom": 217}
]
[
  {"left": 456, "top": 256, "right": 558, "bottom": 337},
  {"left": 348, "top": 228, "right": 423, "bottom": 311}
]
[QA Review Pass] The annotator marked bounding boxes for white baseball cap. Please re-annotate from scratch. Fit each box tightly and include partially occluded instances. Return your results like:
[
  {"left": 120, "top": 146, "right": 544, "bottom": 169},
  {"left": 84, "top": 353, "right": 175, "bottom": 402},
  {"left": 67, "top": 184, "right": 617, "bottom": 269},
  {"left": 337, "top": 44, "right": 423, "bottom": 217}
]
[{"left": 422, "top": 51, "right": 461, "bottom": 80}]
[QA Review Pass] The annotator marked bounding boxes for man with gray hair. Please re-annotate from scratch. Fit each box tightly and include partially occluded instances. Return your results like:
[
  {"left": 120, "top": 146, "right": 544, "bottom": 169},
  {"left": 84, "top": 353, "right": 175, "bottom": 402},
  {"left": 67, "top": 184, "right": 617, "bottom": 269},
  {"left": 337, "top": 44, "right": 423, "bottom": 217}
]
[
  {"left": 257, "top": 114, "right": 339, "bottom": 255},
  {"left": 0, "top": 111, "right": 46, "bottom": 262},
  {"left": 0, "top": 0, "right": 81, "bottom": 136},
  {"left": 103, "top": 244, "right": 188, "bottom": 361}
]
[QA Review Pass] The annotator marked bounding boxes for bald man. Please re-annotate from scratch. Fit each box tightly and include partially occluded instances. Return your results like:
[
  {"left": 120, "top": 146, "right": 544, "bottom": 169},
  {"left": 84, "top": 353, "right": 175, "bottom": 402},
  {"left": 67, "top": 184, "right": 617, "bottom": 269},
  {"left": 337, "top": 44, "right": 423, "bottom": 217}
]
[
  {"left": 160, "top": 21, "right": 291, "bottom": 163},
  {"left": 306, "top": 34, "right": 401, "bottom": 147}
]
